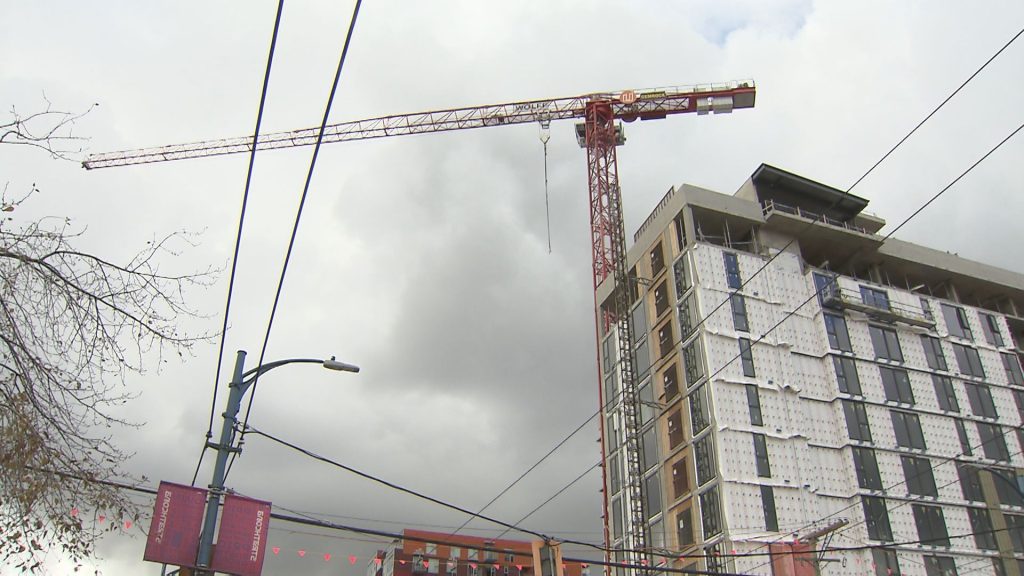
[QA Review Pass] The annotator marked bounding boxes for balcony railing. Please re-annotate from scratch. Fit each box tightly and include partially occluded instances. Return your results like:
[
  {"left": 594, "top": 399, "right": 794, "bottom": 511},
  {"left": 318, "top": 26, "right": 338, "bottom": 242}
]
[{"left": 762, "top": 199, "right": 869, "bottom": 234}]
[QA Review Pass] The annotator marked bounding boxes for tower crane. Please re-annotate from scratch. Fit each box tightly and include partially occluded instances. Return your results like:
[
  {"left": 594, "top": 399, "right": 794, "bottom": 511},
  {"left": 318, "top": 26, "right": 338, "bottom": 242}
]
[{"left": 84, "top": 81, "right": 756, "bottom": 570}]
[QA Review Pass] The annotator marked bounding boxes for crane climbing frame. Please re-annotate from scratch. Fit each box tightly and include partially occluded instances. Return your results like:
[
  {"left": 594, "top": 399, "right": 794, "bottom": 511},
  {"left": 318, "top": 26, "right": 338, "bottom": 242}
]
[{"left": 84, "top": 80, "right": 756, "bottom": 573}]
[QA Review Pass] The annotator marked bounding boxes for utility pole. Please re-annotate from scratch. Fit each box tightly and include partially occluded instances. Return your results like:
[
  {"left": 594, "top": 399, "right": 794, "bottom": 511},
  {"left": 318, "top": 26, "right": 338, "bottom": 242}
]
[{"left": 194, "top": 350, "right": 359, "bottom": 573}]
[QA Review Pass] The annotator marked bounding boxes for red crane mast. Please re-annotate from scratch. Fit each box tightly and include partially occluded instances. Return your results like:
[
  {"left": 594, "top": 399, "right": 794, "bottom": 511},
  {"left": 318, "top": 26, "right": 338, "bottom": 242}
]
[{"left": 84, "top": 81, "right": 756, "bottom": 569}]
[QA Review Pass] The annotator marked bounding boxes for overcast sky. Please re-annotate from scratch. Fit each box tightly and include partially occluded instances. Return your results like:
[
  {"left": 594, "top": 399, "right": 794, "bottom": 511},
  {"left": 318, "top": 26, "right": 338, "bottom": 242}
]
[{"left": 2, "top": 1, "right": 1023, "bottom": 575}]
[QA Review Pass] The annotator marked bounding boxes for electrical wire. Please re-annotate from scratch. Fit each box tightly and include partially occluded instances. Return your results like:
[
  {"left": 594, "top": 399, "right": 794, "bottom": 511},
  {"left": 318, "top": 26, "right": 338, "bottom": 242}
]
[
  {"left": 228, "top": 0, "right": 364, "bottom": 483},
  {"left": 445, "top": 412, "right": 599, "bottom": 539},
  {"left": 29, "top": 465, "right": 1023, "bottom": 571},
  {"left": 494, "top": 462, "right": 603, "bottom": 540},
  {"left": 452, "top": 25, "right": 1024, "bottom": 544},
  {"left": 243, "top": 423, "right": 564, "bottom": 546},
  {"left": 190, "top": 0, "right": 286, "bottom": 488},
  {"left": 733, "top": 121, "right": 1024, "bottom": 567}
]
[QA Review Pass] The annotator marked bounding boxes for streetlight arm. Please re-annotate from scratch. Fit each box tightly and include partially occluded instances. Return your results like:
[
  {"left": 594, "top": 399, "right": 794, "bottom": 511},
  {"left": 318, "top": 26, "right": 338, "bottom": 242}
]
[
  {"left": 196, "top": 351, "right": 359, "bottom": 569},
  {"left": 239, "top": 358, "right": 324, "bottom": 383}
]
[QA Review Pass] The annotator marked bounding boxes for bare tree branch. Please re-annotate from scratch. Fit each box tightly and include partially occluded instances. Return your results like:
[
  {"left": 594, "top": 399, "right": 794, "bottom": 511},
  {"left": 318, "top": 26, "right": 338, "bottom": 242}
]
[{"left": 1, "top": 104, "right": 216, "bottom": 572}]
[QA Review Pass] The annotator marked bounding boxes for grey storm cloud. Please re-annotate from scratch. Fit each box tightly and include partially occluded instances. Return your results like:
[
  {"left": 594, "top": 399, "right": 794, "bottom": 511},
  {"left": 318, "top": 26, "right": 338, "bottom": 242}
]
[{"left": 2, "top": 1, "right": 1023, "bottom": 575}]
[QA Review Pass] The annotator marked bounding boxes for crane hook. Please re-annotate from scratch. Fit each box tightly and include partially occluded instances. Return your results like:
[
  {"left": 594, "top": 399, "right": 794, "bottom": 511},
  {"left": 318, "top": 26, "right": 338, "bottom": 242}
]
[{"left": 539, "top": 120, "right": 552, "bottom": 254}]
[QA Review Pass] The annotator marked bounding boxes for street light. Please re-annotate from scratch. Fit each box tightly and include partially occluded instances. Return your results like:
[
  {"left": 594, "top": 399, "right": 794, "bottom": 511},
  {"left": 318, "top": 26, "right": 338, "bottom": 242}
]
[{"left": 195, "top": 350, "right": 359, "bottom": 571}]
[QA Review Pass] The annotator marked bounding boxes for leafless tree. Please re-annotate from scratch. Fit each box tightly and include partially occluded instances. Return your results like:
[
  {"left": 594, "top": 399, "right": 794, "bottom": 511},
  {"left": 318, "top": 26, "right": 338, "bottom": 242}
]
[{"left": 0, "top": 103, "right": 215, "bottom": 572}]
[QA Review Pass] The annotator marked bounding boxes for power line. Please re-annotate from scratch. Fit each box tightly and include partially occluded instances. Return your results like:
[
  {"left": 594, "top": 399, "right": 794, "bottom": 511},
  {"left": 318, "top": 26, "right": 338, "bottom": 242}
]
[
  {"left": 495, "top": 461, "right": 603, "bottom": 540},
  {"left": 243, "top": 423, "right": 565, "bottom": 547},
  {"left": 190, "top": 0, "right": 286, "bottom": 488},
  {"left": 738, "top": 120, "right": 1024, "bottom": 567},
  {"left": 32, "top": 465, "right": 1021, "bottom": 571},
  {"left": 455, "top": 24, "right": 1024, "bottom": 544},
  {"left": 447, "top": 412, "right": 600, "bottom": 538},
  {"left": 228, "top": 0, "right": 364, "bottom": 482}
]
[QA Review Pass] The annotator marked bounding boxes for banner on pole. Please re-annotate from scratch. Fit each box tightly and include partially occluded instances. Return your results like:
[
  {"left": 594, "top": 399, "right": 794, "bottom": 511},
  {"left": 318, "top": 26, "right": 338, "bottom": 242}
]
[
  {"left": 143, "top": 481, "right": 207, "bottom": 567},
  {"left": 210, "top": 493, "right": 272, "bottom": 576}
]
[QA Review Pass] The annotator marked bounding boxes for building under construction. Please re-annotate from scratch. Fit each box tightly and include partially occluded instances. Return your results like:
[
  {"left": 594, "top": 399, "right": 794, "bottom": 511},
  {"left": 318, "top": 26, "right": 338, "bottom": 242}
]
[{"left": 598, "top": 163, "right": 1024, "bottom": 576}]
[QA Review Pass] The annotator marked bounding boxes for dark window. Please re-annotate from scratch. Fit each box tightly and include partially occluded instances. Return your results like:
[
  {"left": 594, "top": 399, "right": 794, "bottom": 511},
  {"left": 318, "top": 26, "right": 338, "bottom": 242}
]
[
  {"left": 654, "top": 281, "right": 670, "bottom": 317},
  {"left": 814, "top": 272, "right": 838, "bottom": 306},
  {"left": 921, "top": 298, "right": 934, "bottom": 322},
  {"left": 861, "top": 286, "right": 890, "bottom": 310},
  {"left": 608, "top": 452, "right": 621, "bottom": 494},
  {"left": 645, "top": 473, "right": 661, "bottom": 520},
  {"left": 641, "top": 427, "right": 657, "bottom": 471},
  {"left": 924, "top": 556, "right": 957, "bottom": 576},
  {"left": 723, "top": 253, "right": 741, "bottom": 289},
  {"left": 746, "top": 384, "right": 763, "bottom": 426},
  {"left": 633, "top": 338, "right": 651, "bottom": 380},
  {"left": 700, "top": 487, "right": 722, "bottom": 538},
  {"left": 952, "top": 344, "right": 985, "bottom": 378},
  {"left": 891, "top": 411, "right": 927, "bottom": 450},
  {"left": 673, "top": 257, "right": 690, "bottom": 298},
  {"left": 957, "top": 464, "right": 984, "bottom": 502},
  {"left": 964, "top": 382, "right": 998, "bottom": 418},
  {"left": 628, "top": 267, "right": 642, "bottom": 307},
  {"left": 1004, "top": 353, "right": 1024, "bottom": 386},
  {"left": 901, "top": 456, "right": 938, "bottom": 496},
  {"left": 682, "top": 337, "right": 704, "bottom": 385},
  {"left": 921, "top": 335, "right": 948, "bottom": 371},
  {"left": 658, "top": 321, "right": 674, "bottom": 359},
  {"left": 862, "top": 496, "right": 893, "bottom": 541},
  {"left": 913, "top": 504, "right": 950, "bottom": 546},
  {"left": 941, "top": 304, "right": 973, "bottom": 340},
  {"left": 671, "top": 458, "right": 689, "bottom": 499},
  {"left": 631, "top": 302, "right": 647, "bottom": 340},
  {"left": 978, "top": 422, "right": 1010, "bottom": 461},
  {"left": 662, "top": 363, "right": 680, "bottom": 402},
  {"left": 870, "top": 325, "right": 904, "bottom": 362},
  {"left": 834, "top": 356, "right": 862, "bottom": 395},
  {"left": 676, "top": 507, "right": 694, "bottom": 547},
  {"left": 955, "top": 419, "right": 972, "bottom": 455},
  {"left": 639, "top": 382, "right": 655, "bottom": 425},
  {"left": 673, "top": 215, "right": 687, "bottom": 252},
  {"left": 994, "top": 559, "right": 1008, "bottom": 576},
  {"left": 730, "top": 294, "right": 749, "bottom": 332},
  {"left": 678, "top": 296, "right": 695, "bottom": 342},
  {"left": 761, "top": 486, "right": 778, "bottom": 532},
  {"left": 694, "top": 435, "right": 716, "bottom": 486},
  {"left": 880, "top": 367, "right": 914, "bottom": 404},
  {"left": 932, "top": 376, "right": 959, "bottom": 412},
  {"left": 602, "top": 334, "right": 617, "bottom": 372},
  {"left": 853, "top": 447, "right": 883, "bottom": 490},
  {"left": 667, "top": 409, "right": 684, "bottom": 450},
  {"left": 739, "top": 338, "right": 756, "bottom": 377},
  {"left": 992, "top": 469, "right": 1024, "bottom": 508},
  {"left": 705, "top": 544, "right": 725, "bottom": 575},
  {"left": 1004, "top": 514, "right": 1024, "bottom": 553},
  {"left": 1014, "top": 389, "right": 1024, "bottom": 421},
  {"left": 689, "top": 385, "right": 710, "bottom": 434},
  {"left": 753, "top": 434, "right": 771, "bottom": 477},
  {"left": 968, "top": 508, "right": 997, "bottom": 550},
  {"left": 650, "top": 242, "right": 665, "bottom": 277},
  {"left": 824, "top": 313, "right": 853, "bottom": 352},
  {"left": 873, "top": 549, "right": 901, "bottom": 576},
  {"left": 606, "top": 496, "right": 622, "bottom": 541},
  {"left": 843, "top": 400, "right": 872, "bottom": 442},
  {"left": 607, "top": 415, "right": 619, "bottom": 451},
  {"left": 980, "top": 313, "right": 1005, "bottom": 347}
]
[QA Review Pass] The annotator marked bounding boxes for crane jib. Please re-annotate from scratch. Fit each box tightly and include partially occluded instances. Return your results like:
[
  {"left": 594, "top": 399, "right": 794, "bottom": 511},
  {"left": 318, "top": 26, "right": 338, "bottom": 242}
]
[{"left": 81, "top": 82, "right": 754, "bottom": 169}]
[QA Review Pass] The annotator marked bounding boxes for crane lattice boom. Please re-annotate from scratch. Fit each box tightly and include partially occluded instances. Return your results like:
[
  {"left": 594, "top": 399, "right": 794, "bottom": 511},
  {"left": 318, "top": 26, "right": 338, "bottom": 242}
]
[
  {"left": 86, "top": 80, "right": 756, "bottom": 573},
  {"left": 82, "top": 81, "right": 754, "bottom": 169}
]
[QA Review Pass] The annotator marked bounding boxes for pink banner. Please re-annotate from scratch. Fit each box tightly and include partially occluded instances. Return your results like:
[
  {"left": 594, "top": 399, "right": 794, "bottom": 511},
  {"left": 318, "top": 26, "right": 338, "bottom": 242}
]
[
  {"left": 143, "top": 481, "right": 207, "bottom": 567},
  {"left": 210, "top": 494, "right": 272, "bottom": 576}
]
